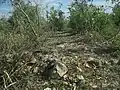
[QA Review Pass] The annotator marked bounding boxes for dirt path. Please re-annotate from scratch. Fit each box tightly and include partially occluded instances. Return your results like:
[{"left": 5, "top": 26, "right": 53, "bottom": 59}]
[{"left": 0, "top": 31, "right": 119, "bottom": 90}]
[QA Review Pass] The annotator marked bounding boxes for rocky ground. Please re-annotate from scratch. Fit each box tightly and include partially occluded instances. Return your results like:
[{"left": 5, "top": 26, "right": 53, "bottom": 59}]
[{"left": 0, "top": 31, "right": 120, "bottom": 90}]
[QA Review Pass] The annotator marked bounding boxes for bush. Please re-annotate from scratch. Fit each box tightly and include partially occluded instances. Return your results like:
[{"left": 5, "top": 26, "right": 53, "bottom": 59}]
[{"left": 47, "top": 6, "right": 65, "bottom": 31}]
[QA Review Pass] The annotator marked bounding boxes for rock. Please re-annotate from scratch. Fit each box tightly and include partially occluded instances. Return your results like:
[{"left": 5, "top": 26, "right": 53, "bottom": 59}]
[
  {"left": 27, "top": 66, "right": 32, "bottom": 72},
  {"left": 90, "top": 83, "right": 98, "bottom": 89},
  {"left": 27, "top": 57, "right": 37, "bottom": 66},
  {"left": 86, "top": 60, "right": 100, "bottom": 68},
  {"left": 63, "top": 74, "right": 68, "bottom": 80},
  {"left": 88, "top": 57, "right": 94, "bottom": 61},
  {"left": 84, "top": 63, "right": 90, "bottom": 68},
  {"left": 77, "top": 75, "right": 84, "bottom": 80},
  {"left": 5, "top": 54, "right": 13, "bottom": 63},
  {"left": 44, "top": 87, "right": 51, "bottom": 90},
  {"left": 53, "top": 88, "right": 56, "bottom": 90},
  {"left": 85, "top": 57, "right": 100, "bottom": 69},
  {"left": 92, "top": 85, "right": 98, "bottom": 89},
  {"left": 33, "top": 67, "right": 39, "bottom": 73},
  {"left": 30, "top": 57, "right": 37, "bottom": 64},
  {"left": 56, "top": 62, "right": 68, "bottom": 77},
  {"left": 110, "top": 59, "right": 119, "bottom": 64},
  {"left": 76, "top": 67, "right": 83, "bottom": 72},
  {"left": 76, "top": 75, "right": 85, "bottom": 83},
  {"left": 73, "top": 83, "right": 77, "bottom": 90},
  {"left": 57, "top": 43, "right": 67, "bottom": 49}
]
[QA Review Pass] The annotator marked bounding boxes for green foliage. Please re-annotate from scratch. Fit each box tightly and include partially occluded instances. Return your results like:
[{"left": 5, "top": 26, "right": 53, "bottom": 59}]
[
  {"left": 8, "top": 3, "right": 36, "bottom": 31},
  {"left": 68, "top": 0, "right": 119, "bottom": 44},
  {"left": 68, "top": 1, "right": 88, "bottom": 34},
  {"left": 68, "top": 1, "right": 108, "bottom": 34},
  {"left": 0, "top": 0, "right": 47, "bottom": 53},
  {"left": 47, "top": 6, "right": 65, "bottom": 31},
  {"left": 0, "top": 18, "right": 11, "bottom": 33},
  {"left": 112, "top": 3, "right": 120, "bottom": 26}
]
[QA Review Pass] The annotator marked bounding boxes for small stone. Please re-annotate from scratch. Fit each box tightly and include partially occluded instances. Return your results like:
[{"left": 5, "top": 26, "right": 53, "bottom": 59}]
[
  {"left": 43, "top": 81, "right": 49, "bottom": 85},
  {"left": 63, "top": 74, "right": 68, "bottom": 80},
  {"left": 53, "top": 88, "right": 56, "bottom": 90},
  {"left": 88, "top": 57, "right": 94, "bottom": 61},
  {"left": 77, "top": 75, "right": 84, "bottom": 80},
  {"left": 90, "top": 83, "right": 98, "bottom": 89},
  {"left": 56, "top": 62, "right": 68, "bottom": 77},
  {"left": 63, "top": 81, "right": 68, "bottom": 85},
  {"left": 92, "top": 85, "right": 98, "bottom": 88},
  {"left": 44, "top": 87, "right": 51, "bottom": 90},
  {"left": 85, "top": 63, "right": 90, "bottom": 68},
  {"left": 86, "top": 60, "right": 99, "bottom": 68},
  {"left": 73, "top": 83, "right": 77, "bottom": 90},
  {"left": 33, "top": 67, "right": 39, "bottom": 73},
  {"left": 27, "top": 66, "right": 32, "bottom": 72},
  {"left": 57, "top": 44, "right": 65, "bottom": 48},
  {"left": 30, "top": 57, "right": 37, "bottom": 64},
  {"left": 75, "top": 56, "right": 78, "bottom": 59},
  {"left": 76, "top": 67, "right": 83, "bottom": 72}
]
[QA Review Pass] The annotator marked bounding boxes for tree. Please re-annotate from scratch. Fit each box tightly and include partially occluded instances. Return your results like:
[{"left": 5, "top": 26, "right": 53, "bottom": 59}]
[
  {"left": 68, "top": 0, "right": 107, "bottom": 34},
  {"left": 112, "top": 2, "right": 120, "bottom": 26},
  {"left": 47, "top": 6, "right": 65, "bottom": 31},
  {"left": 8, "top": 0, "right": 43, "bottom": 37}
]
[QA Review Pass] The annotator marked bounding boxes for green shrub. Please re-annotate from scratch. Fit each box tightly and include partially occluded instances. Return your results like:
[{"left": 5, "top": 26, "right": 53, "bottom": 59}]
[{"left": 47, "top": 6, "right": 65, "bottom": 31}]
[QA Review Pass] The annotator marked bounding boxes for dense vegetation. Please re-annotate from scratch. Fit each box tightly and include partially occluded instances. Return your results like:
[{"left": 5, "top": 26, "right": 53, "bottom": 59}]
[{"left": 0, "top": 0, "right": 120, "bottom": 90}]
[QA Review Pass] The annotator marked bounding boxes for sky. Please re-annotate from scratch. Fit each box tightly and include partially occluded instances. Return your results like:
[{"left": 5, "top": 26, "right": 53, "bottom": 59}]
[{"left": 0, "top": 0, "right": 114, "bottom": 18}]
